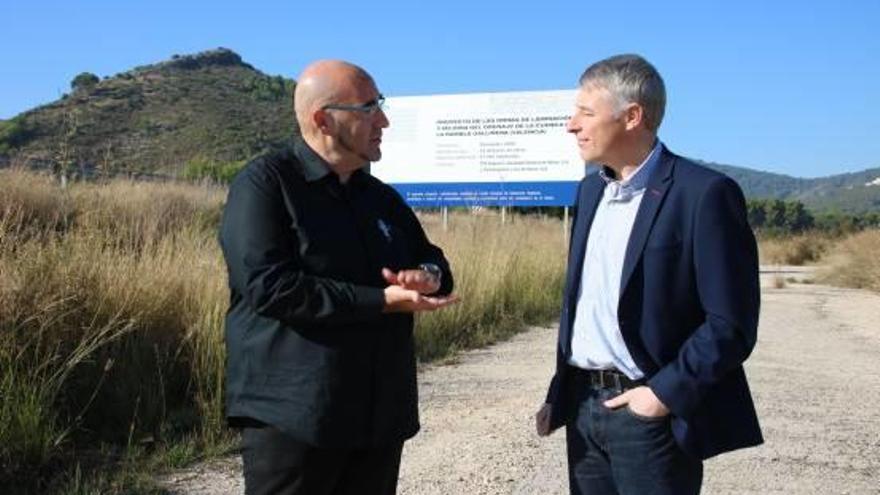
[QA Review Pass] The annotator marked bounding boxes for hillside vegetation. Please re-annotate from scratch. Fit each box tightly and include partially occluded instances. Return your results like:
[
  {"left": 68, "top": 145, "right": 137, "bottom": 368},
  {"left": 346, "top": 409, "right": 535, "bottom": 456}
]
[{"left": 1, "top": 48, "right": 297, "bottom": 176}]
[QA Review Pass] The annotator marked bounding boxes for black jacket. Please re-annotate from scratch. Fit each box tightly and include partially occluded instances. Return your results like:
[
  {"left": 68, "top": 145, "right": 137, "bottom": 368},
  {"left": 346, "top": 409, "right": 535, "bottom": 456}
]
[{"left": 220, "top": 139, "right": 453, "bottom": 448}]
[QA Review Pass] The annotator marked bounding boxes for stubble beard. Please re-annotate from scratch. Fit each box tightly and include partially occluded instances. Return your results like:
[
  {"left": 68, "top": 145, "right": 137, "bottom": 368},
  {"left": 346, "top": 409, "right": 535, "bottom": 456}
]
[{"left": 337, "top": 132, "right": 380, "bottom": 164}]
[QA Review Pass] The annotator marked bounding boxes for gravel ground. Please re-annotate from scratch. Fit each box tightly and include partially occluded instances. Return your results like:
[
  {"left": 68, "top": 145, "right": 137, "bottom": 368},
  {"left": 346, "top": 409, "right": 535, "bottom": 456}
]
[{"left": 161, "top": 269, "right": 880, "bottom": 494}]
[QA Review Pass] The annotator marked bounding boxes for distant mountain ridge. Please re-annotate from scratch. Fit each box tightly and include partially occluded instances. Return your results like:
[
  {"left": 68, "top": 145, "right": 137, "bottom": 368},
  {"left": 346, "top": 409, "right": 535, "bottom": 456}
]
[
  {"left": 1, "top": 48, "right": 878, "bottom": 212},
  {"left": 701, "top": 160, "right": 880, "bottom": 213}
]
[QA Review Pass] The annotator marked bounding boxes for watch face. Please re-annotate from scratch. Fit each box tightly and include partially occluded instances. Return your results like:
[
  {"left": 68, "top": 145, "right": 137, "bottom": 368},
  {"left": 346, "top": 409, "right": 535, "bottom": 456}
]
[{"left": 420, "top": 263, "right": 442, "bottom": 279}]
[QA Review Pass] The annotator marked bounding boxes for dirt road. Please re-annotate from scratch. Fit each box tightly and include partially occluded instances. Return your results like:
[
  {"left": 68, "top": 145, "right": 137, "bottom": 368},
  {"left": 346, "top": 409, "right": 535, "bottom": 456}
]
[{"left": 162, "top": 271, "right": 880, "bottom": 494}]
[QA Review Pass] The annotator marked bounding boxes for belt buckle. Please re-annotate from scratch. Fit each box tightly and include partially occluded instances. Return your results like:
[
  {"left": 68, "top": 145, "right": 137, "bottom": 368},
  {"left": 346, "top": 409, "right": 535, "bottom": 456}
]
[
  {"left": 601, "top": 369, "right": 623, "bottom": 390},
  {"left": 597, "top": 370, "right": 606, "bottom": 388}
]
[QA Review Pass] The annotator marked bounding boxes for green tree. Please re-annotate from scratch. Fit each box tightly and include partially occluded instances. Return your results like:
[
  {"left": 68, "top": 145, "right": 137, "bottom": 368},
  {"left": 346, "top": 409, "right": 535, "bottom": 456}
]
[
  {"left": 0, "top": 117, "right": 32, "bottom": 154},
  {"left": 746, "top": 199, "right": 767, "bottom": 229},
  {"left": 71, "top": 72, "right": 99, "bottom": 92},
  {"left": 783, "top": 201, "right": 814, "bottom": 232},
  {"left": 767, "top": 199, "right": 788, "bottom": 230}
]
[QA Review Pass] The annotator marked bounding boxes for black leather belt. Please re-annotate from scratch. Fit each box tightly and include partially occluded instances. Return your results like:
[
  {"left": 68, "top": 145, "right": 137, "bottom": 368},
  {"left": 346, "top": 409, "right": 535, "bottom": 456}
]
[{"left": 569, "top": 366, "right": 646, "bottom": 391}]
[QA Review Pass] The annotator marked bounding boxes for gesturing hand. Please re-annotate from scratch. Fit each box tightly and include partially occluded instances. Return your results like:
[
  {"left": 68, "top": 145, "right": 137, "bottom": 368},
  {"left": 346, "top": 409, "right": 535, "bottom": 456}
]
[
  {"left": 382, "top": 284, "right": 458, "bottom": 313},
  {"left": 382, "top": 267, "right": 441, "bottom": 295}
]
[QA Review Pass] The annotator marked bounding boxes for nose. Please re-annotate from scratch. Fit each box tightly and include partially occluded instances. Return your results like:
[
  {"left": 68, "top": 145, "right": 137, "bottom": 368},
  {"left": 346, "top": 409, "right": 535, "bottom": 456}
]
[
  {"left": 375, "top": 108, "right": 390, "bottom": 128},
  {"left": 566, "top": 115, "right": 578, "bottom": 133}
]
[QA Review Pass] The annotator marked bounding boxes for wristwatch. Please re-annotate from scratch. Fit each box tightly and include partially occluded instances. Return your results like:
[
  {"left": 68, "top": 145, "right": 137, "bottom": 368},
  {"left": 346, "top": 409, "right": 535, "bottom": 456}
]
[{"left": 418, "top": 263, "right": 443, "bottom": 285}]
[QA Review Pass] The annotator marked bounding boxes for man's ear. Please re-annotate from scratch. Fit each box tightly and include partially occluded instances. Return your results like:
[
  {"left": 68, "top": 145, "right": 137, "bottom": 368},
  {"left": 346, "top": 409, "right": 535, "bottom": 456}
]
[
  {"left": 313, "top": 109, "right": 334, "bottom": 136},
  {"left": 623, "top": 103, "right": 645, "bottom": 131}
]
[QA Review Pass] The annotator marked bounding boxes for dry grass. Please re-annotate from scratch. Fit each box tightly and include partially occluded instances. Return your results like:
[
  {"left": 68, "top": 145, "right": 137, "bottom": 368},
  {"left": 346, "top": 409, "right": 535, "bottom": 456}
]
[
  {"left": 757, "top": 232, "right": 832, "bottom": 266},
  {"left": 0, "top": 168, "right": 228, "bottom": 492},
  {"left": 416, "top": 212, "right": 566, "bottom": 360},
  {"left": 0, "top": 169, "right": 566, "bottom": 493},
  {"left": 815, "top": 229, "right": 880, "bottom": 292}
]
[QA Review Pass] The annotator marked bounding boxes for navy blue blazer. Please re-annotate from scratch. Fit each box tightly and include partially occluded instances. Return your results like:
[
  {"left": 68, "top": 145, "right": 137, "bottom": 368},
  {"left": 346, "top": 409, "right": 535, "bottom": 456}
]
[{"left": 545, "top": 146, "right": 763, "bottom": 460}]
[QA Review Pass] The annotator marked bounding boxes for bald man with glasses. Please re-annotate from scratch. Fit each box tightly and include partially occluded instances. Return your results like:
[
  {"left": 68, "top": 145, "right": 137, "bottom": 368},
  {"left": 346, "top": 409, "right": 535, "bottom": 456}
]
[{"left": 220, "top": 60, "right": 457, "bottom": 495}]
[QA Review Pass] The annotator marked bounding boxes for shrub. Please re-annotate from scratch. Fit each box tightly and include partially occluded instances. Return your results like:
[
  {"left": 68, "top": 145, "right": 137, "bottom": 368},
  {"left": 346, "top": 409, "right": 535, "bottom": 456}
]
[
  {"left": 0, "top": 117, "right": 33, "bottom": 154},
  {"left": 180, "top": 157, "right": 246, "bottom": 184},
  {"left": 758, "top": 232, "right": 831, "bottom": 265}
]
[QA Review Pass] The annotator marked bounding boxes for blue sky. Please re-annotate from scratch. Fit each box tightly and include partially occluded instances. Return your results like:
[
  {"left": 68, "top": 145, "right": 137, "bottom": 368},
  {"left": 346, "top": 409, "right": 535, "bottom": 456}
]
[{"left": 2, "top": 0, "right": 878, "bottom": 177}]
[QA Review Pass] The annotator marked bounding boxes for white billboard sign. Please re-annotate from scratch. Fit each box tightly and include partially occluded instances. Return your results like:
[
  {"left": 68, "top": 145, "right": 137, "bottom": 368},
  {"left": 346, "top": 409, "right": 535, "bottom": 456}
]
[{"left": 374, "top": 89, "right": 584, "bottom": 206}]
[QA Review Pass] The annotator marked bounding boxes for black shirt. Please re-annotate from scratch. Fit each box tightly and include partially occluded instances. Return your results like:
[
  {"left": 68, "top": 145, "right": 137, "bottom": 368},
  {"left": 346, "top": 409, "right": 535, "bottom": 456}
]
[{"left": 219, "top": 138, "right": 453, "bottom": 448}]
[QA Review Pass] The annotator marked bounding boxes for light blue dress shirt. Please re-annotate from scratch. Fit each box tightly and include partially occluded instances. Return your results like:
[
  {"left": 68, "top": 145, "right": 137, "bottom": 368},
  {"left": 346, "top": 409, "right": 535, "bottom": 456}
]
[{"left": 567, "top": 140, "right": 663, "bottom": 379}]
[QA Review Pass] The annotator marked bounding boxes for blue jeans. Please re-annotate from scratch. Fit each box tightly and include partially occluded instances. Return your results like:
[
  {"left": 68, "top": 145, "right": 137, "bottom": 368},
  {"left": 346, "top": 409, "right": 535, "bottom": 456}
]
[{"left": 565, "top": 380, "right": 703, "bottom": 495}]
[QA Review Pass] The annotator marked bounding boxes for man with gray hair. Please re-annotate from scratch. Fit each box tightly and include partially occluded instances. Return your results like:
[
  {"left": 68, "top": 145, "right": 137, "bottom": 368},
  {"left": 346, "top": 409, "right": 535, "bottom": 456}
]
[
  {"left": 220, "top": 60, "right": 457, "bottom": 495},
  {"left": 536, "top": 54, "right": 762, "bottom": 494}
]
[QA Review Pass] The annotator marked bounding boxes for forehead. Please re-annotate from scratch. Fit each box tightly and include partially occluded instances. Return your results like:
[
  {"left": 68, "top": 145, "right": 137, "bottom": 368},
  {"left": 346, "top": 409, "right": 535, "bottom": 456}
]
[
  {"left": 575, "top": 84, "right": 614, "bottom": 108},
  {"left": 341, "top": 73, "right": 380, "bottom": 101}
]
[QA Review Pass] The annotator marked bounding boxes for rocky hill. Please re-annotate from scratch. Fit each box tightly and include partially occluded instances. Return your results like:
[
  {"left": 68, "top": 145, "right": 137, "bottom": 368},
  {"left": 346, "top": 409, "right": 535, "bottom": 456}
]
[{"left": 0, "top": 48, "right": 297, "bottom": 175}]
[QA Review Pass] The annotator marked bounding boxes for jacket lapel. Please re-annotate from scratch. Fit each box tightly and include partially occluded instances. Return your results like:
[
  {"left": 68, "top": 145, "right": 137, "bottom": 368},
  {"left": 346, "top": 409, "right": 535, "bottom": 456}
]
[{"left": 619, "top": 148, "right": 676, "bottom": 294}]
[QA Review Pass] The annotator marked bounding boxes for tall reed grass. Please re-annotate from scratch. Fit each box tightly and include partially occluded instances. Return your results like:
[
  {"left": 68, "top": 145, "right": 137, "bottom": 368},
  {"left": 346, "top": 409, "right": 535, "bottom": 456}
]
[
  {"left": 1, "top": 169, "right": 229, "bottom": 492},
  {"left": 0, "top": 168, "right": 565, "bottom": 493}
]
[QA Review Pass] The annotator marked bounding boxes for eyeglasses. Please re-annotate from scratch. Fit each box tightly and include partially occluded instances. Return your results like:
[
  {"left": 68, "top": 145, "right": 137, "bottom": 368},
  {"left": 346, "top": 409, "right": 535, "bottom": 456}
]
[{"left": 322, "top": 95, "right": 386, "bottom": 115}]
